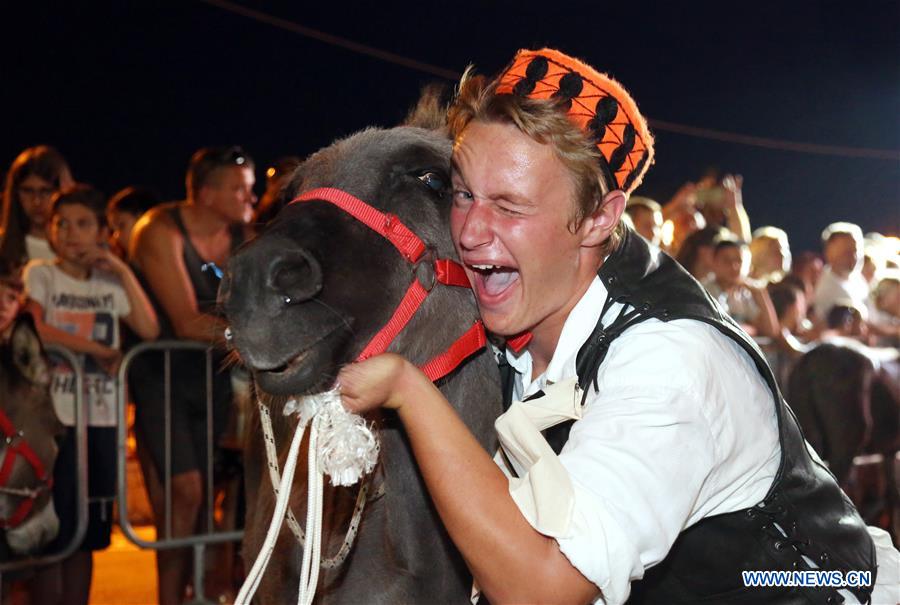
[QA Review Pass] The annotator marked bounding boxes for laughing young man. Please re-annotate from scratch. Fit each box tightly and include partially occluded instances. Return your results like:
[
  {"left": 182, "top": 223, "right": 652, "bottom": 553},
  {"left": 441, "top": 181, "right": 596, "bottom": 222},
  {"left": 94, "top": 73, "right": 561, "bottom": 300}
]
[{"left": 338, "top": 49, "right": 898, "bottom": 604}]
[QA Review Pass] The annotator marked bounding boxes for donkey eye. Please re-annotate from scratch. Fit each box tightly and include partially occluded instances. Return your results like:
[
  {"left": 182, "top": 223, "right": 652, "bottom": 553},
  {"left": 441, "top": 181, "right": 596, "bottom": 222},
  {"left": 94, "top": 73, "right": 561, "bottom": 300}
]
[{"left": 417, "top": 171, "right": 446, "bottom": 192}]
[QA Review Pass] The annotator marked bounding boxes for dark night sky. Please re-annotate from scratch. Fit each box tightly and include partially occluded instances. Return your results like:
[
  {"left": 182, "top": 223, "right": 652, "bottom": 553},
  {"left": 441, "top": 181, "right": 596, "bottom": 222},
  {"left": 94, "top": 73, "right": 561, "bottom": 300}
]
[{"left": 2, "top": 1, "right": 898, "bottom": 252}]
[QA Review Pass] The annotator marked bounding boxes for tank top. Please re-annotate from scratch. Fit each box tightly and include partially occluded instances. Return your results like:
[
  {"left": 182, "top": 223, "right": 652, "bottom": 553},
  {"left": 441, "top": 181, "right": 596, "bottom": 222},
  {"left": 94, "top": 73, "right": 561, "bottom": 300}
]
[{"left": 140, "top": 204, "right": 245, "bottom": 340}]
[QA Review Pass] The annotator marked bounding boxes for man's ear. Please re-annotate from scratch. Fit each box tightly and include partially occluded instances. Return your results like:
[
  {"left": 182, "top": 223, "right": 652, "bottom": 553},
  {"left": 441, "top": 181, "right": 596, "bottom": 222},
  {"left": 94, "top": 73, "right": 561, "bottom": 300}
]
[{"left": 580, "top": 189, "right": 626, "bottom": 247}]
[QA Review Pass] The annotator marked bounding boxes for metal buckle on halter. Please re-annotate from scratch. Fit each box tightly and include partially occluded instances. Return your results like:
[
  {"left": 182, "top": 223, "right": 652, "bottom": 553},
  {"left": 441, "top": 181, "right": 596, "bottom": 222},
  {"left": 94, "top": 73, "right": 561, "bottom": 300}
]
[{"left": 413, "top": 247, "right": 437, "bottom": 291}]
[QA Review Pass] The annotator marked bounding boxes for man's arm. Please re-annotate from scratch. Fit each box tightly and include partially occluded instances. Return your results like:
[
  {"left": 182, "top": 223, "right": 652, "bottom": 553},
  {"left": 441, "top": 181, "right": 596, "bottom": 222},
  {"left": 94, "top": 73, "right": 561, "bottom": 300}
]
[
  {"left": 130, "top": 212, "right": 223, "bottom": 344},
  {"left": 721, "top": 175, "right": 751, "bottom": 243},
  {"left": 340, "top": 355, "right": 600, "bottom": 604},
  {"left": 748, "top": 283, "right": 780, "bottom": 339}
]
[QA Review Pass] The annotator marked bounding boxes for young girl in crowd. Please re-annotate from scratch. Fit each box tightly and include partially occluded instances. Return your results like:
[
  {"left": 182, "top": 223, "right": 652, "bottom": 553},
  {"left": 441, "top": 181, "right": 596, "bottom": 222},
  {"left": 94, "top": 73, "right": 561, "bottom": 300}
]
[
  {"left": 23, "top": 184, "right": 158, "bottom": 605},
  {"left": 1, "top": 146, "right": 74, "bottom": 266}
]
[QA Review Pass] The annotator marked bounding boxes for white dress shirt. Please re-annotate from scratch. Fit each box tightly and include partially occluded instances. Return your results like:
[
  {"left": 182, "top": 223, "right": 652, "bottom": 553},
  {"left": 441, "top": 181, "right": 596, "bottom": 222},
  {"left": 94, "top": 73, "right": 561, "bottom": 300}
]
[
  {"left": 504, "top": 275, "right": 782, "bottom": 604},
  {"left": 812, "top": 265, "right": 870, "bottom": 320},
  {"left": 499, "top": 274, "right": 899, "bottom": 604}
]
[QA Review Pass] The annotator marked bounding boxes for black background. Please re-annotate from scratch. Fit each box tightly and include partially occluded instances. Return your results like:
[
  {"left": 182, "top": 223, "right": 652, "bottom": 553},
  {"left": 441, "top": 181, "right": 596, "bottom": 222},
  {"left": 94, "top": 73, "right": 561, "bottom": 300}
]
[{"left": 2, "top": 0, "right": 898, "bottom": 252}]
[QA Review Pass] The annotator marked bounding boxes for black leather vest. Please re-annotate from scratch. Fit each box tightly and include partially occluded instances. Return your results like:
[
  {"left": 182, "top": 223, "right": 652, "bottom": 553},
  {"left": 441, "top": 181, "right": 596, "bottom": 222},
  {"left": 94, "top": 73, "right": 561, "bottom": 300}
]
[{"left": 499, "top": 228, "right": 876, "bottom": 604}]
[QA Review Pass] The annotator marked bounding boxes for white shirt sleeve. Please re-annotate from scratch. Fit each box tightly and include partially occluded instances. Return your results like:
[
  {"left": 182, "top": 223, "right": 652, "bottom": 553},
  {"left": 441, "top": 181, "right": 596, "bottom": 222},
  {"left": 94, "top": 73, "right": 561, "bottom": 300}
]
[
  {"left": 555, "top": 383, "right": 716, "bottom": 605},
  {"left": 112, "top": 279, "right": 131, "bottom": 318},
  {"left": 22, "top": 262, "right": 51, "bottom": 308}
]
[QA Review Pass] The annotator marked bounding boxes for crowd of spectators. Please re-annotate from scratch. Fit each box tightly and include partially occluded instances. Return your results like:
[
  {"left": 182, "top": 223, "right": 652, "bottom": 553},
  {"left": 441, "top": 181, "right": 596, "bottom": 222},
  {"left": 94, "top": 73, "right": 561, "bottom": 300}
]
[
  {"left": 625, "top": 173, "right": 900, "bottom": 378},
  {"left": 0, "top": 144, "right": 285, "bottom": 604},
  {"left": 1, "top": 143, "right": 898, "bottom": 603}
]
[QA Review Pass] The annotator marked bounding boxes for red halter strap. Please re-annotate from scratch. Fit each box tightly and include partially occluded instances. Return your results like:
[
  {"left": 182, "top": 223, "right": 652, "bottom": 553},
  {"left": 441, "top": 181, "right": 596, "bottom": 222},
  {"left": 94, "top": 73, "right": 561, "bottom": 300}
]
[
  {"left": 0, "top": 408, "right": 53, "bottom": 529},
  {"left": 290, "top": 187, "right": 486, "bottom": 382},
  {"left": 294, "top": 187, "right": 426, "bottom": 263}
]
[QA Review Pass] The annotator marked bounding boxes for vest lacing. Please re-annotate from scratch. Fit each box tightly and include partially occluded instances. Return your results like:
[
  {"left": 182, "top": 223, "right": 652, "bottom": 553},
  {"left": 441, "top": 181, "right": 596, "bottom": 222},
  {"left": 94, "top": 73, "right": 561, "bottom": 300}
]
[
  {"left": 747, "top": 497, "right": 872, "bottom": 604},
  {"left": 575, "top": 292, "right": 668, "bottom": 406}
]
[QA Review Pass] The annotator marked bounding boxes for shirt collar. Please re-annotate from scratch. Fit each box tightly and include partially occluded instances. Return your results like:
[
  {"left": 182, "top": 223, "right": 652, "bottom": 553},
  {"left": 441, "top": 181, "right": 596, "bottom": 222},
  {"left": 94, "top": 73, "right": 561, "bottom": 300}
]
[{"left": 505, "top": 275, "right": 625, "bottom": 395}]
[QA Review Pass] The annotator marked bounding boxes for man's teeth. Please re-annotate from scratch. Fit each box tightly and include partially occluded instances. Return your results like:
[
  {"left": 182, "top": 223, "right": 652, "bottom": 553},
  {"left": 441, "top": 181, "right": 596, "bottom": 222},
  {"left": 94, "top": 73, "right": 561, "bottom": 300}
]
[{"left": 472, "top": 264, "right": 504, "bottom": 271}]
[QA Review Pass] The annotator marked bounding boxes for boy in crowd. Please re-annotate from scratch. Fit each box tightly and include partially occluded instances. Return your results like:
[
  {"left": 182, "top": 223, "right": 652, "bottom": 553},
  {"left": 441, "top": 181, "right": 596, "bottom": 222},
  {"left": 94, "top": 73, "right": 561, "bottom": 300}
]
[
  {"left": 0, "top": 259, "right": 24, "bottom": 337},
  {"left": 23, "top": 184, "right": 158, "bottom": 605},
  {"left": 106, "top": 185, "right": 161, "bottom": 259},
  {"left": 703, "top": 235, "right": 779, "bottom": 337}
]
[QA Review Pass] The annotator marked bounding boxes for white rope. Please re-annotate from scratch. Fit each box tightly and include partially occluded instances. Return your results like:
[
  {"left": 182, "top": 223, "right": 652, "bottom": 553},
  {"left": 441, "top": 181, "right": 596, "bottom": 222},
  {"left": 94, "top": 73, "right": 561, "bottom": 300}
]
[
  {"left": 259, "top": 401, "right": 307, "bottom": 544},
  {"left": 298, "top": 421, "right": 323, "bottom": 605},
  {"left": 235, "top": 411, "right": 309, "bottom": 604},
  {"left": 259, "top": 398, "right": 377, "bottom": 568},
  {"left": 236, "top": 389, "right": 379, "bottom": 605}
]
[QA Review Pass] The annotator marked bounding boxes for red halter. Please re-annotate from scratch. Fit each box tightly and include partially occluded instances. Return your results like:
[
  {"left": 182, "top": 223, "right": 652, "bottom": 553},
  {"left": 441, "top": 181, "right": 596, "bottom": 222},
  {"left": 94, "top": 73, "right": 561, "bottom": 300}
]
[
  {"left": 289, "top": 187, "right": 486, "bottom": 381},
  {"left": 0, "top": 408, "right": 53, "bottom": 529}
]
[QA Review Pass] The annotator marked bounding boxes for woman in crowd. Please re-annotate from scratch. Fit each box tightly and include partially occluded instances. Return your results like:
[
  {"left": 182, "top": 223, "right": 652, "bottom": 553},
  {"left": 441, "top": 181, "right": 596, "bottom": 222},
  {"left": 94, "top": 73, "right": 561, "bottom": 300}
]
[{"left": 0, "top": 146, "right": 74, "bottom": 266}]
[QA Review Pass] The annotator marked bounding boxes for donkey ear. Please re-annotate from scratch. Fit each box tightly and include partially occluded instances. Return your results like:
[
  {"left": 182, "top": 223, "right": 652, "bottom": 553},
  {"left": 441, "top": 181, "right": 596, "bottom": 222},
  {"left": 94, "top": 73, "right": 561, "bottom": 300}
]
[
  {"left": 402, "top": 83, "right": 450, "bottom": 131},
  {"left": 10, "top": 316, "right": 50, "bottom": 387}
]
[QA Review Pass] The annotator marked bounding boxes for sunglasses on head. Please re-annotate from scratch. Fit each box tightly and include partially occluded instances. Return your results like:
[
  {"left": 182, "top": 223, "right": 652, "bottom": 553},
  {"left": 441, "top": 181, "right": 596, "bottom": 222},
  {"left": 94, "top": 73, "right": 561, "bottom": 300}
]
[{"left": 216, "top": 146, "right": 248, "bottom": 167}]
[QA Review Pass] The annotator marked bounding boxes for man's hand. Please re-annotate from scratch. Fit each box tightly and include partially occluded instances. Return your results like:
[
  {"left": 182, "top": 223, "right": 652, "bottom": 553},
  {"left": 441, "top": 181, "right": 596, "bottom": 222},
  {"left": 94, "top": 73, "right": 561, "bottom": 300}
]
[
  {"left": 663, "top": 181, "right": 698, "bottom": 220},
  {"left": 721, "top": 174, "right": 744, "bottom": 212},
  {"left": 338, "top": 354, "right": 419, "bottom": 413}
]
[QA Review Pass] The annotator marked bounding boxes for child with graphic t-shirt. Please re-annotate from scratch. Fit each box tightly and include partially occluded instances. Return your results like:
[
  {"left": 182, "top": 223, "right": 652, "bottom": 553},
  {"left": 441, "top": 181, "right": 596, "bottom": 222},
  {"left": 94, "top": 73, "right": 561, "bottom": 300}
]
[{"left": 23, "top": 184, "right": 158, "bottom": 605}]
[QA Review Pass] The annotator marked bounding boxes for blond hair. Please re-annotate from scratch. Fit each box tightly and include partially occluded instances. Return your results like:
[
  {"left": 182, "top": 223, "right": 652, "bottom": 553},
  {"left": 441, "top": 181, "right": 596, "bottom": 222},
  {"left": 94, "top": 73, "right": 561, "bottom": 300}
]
[{"left": 447, "top": 68, "right": 624, "bottom": 254}]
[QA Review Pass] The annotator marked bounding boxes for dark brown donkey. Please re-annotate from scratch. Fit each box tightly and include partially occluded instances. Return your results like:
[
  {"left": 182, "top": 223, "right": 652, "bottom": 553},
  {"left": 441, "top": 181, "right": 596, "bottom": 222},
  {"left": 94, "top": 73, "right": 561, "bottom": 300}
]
[
  {"left": 0, "top": 316, "right": 62, "bottom": 561},
  {"left": 221, "top": 113, "right": 502, "bottom": 602},
  {"left": 788, "top": 340, "right": 900, "bottom": 536}
]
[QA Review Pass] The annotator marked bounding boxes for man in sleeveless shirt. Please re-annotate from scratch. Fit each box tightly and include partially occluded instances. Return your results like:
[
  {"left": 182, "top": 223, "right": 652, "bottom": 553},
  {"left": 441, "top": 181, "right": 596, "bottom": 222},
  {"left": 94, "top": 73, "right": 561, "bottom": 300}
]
[
  {"left": 337, "top": 50, "right": 898, "bottom": 604},
  {"left": 130, "top": 146, "right": 255, "bottom": 605}
]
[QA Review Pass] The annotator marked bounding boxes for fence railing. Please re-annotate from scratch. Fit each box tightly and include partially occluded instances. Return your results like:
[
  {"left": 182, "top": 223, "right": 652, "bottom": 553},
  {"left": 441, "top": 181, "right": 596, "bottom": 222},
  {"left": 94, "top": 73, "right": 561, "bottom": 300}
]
[{"left": 116, "top": 340, "right": 243, "bottom": 605}]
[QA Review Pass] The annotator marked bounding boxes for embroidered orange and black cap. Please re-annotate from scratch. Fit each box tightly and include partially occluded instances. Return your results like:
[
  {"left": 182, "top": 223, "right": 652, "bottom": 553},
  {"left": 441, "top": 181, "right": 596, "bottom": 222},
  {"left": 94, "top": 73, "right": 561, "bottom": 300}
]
[{"left": 495, "top": 48, "right": 654, "bottom": 195}]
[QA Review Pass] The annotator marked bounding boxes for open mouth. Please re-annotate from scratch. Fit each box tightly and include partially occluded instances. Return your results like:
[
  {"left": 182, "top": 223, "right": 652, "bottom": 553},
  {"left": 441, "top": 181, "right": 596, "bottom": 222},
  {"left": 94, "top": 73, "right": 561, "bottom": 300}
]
[
  {"left": 266, "top": 347, "right": 312, "bottom": 375},
  {"left": 468, "top": 263, "right": 520, "bottom": 301},
  {"left": 247, "top": 325, "right": 348, "bottom": 396},
  {"left": 255, "top": 327, "right": 339, "bottom": 376}
]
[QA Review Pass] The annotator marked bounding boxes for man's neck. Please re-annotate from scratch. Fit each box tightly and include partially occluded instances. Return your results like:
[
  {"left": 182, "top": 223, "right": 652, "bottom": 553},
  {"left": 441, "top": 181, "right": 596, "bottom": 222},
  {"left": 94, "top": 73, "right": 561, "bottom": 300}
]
[
  {"left": 527, "top": 320, "right": 566, "bottom": 380},
  {"left": 829, "top": 265, "right": 852, "bottom": 279},
  {"left": 525, "top": 267, "right": 599, "bottom": 380},
  {"left": 182, "top": 202, "right": 230, "bottom": 238}
]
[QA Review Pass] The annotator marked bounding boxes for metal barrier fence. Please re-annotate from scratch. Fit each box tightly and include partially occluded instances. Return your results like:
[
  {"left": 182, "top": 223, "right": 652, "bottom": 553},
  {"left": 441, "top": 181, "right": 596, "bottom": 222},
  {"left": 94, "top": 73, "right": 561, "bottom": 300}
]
[
  {"left": 116, "top": 340, "right": 243, "bottom": 605},
  {"left": 0, "top": 345, "right": 88, "bottom": 575}
]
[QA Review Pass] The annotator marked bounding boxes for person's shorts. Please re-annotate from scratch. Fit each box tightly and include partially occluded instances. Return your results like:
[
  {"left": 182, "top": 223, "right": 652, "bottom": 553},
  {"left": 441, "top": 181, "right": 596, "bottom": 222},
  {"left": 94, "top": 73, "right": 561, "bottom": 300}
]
[
  {"left": 45, "top": 426, "right": 116, "bottom": 553},
  {"left": 130, "top": 350, "right": 233, "bottom": 478}
]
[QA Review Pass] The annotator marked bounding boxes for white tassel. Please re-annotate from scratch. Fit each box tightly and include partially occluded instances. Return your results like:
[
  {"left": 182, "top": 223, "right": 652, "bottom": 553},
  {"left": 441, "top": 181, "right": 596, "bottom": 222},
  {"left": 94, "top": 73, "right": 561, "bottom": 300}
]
[{"left": 315, "top": 397, "right": 379, "bottom": 486}]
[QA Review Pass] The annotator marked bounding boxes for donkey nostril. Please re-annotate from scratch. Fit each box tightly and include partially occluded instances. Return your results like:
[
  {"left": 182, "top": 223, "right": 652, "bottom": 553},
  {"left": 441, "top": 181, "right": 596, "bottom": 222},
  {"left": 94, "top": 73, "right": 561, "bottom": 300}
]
[{"left": 269, "top": 249, "right": 323, "bottom": 304}]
